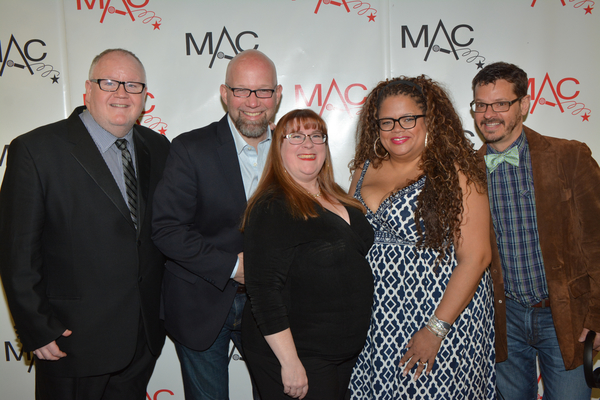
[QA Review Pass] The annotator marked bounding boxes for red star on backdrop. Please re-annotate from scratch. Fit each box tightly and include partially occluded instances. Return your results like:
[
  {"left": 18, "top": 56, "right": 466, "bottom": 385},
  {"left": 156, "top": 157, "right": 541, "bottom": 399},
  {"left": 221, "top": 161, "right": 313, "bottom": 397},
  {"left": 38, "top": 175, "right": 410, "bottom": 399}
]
[
  {"left": 159, "top": 127, "right": 167, "bottom": 135},
  {"left": 152, "top": 21, "right": 161, "bottom": 30},
  {"left": 584, "top": 6, "right": 593, "bottom": 14},
  {"left": 368, "top": 13, "right": 376, "bottom": 22},
  {"left": 582, "top": 113, "right": 590, "bottom": 122}
]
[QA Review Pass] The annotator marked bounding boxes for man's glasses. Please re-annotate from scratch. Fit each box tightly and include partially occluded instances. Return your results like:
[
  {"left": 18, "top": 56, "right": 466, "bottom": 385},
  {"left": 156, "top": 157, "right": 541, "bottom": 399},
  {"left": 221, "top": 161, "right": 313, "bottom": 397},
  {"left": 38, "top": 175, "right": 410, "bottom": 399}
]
[
  {"left": 470, "top": 97, "right": 523, "bottom": 113},
  {"left": 225, "top": 84, "right": 276, "bottom": 98},
  {"left": 90, "top": 79, "right": 146, "bottom": 94},
  {"left": 377, "top": 115, "right": 425, "bottom": 131},
  {"left": 284, "top": 132, "right": 327, "bottom": 145}
]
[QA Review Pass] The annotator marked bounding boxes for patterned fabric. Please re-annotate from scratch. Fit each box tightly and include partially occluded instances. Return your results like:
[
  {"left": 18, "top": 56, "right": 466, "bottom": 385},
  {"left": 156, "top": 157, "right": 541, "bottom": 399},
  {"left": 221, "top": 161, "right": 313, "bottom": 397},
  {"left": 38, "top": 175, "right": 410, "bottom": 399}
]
[
  {"left": 484, "top": 145, "right": 520, "bottom": 172},
  {"left": 350, "top": 160, "right": 496, "bottom": 400},
  {"left": 486, "top": 132, "right": 549, "bottom": 306},
  {"left": 115, "top": 138, "right": 138, "bottom": 228}
]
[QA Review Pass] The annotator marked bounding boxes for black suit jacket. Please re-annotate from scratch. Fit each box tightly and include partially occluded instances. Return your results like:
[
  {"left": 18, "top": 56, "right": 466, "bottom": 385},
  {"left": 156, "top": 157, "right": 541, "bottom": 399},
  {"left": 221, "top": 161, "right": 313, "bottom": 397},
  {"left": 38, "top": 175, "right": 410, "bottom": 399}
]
[
  {"left": 152, "top": 114, "right": 246, "bottom": 351},
  {"left": 0, "top": 106, "right": 170, "bottom": 377}
]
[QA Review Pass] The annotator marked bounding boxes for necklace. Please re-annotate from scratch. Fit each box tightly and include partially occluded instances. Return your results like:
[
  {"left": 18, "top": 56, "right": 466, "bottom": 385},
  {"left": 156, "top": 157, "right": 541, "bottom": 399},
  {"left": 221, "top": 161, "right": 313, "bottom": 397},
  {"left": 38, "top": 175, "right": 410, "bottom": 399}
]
[{"left": 309, "top": 191, "right": 321, "bottom": 198}]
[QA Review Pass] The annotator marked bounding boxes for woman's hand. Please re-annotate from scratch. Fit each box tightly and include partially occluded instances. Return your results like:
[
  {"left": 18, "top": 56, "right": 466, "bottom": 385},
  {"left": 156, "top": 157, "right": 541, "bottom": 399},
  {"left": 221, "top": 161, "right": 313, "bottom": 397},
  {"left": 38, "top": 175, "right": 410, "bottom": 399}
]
[
  {"left": 264, "top": 328, "right": 309, "bottom": 399},
  {"left": 399, "top": 327, "right": 443, "bottom": 381},
  {"left": 281, "top": 358, "right": 309, "bottom": 399}
]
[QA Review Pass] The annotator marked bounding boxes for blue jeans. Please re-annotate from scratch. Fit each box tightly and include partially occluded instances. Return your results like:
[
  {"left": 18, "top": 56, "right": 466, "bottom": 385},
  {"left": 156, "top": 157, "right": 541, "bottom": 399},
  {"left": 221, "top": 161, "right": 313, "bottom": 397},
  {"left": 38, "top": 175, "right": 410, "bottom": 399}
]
[
  {"left": 496, "top": 298, "right": 591, "bottom": 400},
  {"left": 174, "top": 293, "right": 260, "bottom": 400}
]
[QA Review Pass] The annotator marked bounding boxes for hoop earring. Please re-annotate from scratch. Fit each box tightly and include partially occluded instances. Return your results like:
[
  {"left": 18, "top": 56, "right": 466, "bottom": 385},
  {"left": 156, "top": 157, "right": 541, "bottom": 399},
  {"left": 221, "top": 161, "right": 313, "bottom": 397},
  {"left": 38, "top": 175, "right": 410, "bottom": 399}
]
[
  {"left": 424, "top": 133, "right": 428, "bottom": 148},
  {"left": 373, "top": 137, "right": 388, "bottom": 159}
]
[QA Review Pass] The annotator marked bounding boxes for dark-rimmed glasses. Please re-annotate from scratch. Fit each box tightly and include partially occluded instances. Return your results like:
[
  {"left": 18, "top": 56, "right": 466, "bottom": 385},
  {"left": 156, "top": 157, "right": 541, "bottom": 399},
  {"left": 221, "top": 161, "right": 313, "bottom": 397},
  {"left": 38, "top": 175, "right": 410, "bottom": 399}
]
[
  {"left": 90, "top": 79, "right": 146, "bottom": 94},
  {"left": 225, "top": 84, "right": 276, "bottom": 98},
  {"left": 470, "top": 97, "right": 523, "bottom": 113},
  {"left": 377, "top": 115, "right": 425, "bottom": 131},
  {"left": 284, "top": 132, "right": 328, "bottom": 145}
]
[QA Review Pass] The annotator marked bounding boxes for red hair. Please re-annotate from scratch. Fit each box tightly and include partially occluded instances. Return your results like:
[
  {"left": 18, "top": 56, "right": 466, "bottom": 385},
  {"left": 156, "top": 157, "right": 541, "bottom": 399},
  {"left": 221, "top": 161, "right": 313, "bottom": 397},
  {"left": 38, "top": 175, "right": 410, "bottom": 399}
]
[{"left": 242, "top": 109, "right": 364, "bottom": 229}]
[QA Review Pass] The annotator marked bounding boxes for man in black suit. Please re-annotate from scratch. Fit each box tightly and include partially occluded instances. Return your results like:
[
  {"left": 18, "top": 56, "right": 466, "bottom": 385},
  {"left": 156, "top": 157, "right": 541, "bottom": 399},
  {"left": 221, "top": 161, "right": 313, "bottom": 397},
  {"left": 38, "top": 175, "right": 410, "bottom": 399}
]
[
  {"left": 0, "top": 48, "right": 170, "bottom": 400},
  {"left": 152, "top": 49, "right": 282, "bottom": 399}
]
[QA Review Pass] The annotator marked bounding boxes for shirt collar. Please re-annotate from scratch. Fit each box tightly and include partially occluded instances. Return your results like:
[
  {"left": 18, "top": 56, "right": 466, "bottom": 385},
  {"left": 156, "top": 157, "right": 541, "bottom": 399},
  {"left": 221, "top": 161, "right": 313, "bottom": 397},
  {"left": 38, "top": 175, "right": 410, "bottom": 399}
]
[
  {"left": 80, "top": 109, "right": 134, "bottom": 153},
  {"left": 227, "top": 114, "right": 272, "bottom": 155}
]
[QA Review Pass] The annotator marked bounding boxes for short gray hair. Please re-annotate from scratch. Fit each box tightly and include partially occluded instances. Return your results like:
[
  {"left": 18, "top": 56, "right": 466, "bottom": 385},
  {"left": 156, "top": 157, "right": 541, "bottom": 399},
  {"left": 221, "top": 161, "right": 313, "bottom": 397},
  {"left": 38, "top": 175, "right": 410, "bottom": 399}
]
[{"left": 88, "top": 48, "right": 146, "bottom": 81}]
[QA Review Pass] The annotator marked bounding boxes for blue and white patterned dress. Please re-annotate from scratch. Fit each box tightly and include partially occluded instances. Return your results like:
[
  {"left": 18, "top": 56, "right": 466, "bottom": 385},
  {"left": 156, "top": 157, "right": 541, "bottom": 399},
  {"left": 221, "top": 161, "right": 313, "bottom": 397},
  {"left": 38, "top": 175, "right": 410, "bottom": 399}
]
[{"left": 350, "top": 160, "right": 496, "bottom": 399}]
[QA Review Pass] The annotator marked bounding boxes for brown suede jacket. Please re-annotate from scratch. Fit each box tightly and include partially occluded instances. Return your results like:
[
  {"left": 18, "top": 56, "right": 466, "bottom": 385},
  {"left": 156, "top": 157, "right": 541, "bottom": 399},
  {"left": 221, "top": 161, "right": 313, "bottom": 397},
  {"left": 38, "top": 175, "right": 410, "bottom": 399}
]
[{"left": 477, "top": 125, "right": 600, "bottom": 370}]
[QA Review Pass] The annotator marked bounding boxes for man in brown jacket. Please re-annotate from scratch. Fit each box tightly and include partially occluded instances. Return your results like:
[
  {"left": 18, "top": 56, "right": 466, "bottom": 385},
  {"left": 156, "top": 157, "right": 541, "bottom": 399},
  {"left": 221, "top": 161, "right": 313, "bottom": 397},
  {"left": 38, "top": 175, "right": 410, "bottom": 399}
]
[{"left": 471, "top": 61, "right": 600, "bottom": 399}]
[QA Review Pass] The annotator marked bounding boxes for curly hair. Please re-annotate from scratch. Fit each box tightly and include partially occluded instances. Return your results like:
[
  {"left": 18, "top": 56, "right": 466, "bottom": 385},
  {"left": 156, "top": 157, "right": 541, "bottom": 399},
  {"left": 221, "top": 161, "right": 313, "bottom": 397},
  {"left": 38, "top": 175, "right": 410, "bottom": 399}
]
[{"left": 350, "top": 75, "right": 487, "bottom": 260}]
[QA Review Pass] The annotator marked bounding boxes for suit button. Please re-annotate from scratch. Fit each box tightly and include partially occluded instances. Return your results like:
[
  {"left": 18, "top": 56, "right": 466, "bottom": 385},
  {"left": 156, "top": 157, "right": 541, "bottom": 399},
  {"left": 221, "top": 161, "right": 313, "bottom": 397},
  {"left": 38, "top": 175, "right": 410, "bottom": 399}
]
[
  {"left": 138, "top": 276, "right": 143, "bottom": 283},
  {"left": 137, "top": 240, "right": 142, "bottom": 247}
]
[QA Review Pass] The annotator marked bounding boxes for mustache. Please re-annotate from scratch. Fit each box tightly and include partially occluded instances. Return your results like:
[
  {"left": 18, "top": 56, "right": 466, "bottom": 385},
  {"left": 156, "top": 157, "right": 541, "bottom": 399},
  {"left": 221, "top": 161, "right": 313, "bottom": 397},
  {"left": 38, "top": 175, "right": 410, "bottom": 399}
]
[{"left": 481, "top": 118, "right": 504, "bottom": 125}]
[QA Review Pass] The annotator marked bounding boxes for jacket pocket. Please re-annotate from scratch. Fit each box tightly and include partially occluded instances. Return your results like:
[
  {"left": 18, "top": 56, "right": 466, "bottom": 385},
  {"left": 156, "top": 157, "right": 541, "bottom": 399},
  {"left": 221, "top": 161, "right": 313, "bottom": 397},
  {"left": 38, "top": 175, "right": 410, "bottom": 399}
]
[
  {"left": 165, "top": 262, "right": 198, "bottom": 284},
  {"left": 47, "top": 295, "right": 81, "bottom": 300},
  {"left": 568, "top": 273, "right": 590, "bottom": 298}
]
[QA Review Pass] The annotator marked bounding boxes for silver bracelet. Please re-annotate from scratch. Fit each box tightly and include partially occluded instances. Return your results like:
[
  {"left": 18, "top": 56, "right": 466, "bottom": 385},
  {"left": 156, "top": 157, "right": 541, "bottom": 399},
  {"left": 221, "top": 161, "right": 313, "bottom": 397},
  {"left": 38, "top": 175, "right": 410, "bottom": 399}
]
[
  {"left": 425, "top": 324, "right": 445, "bottom": 338},
  {"left": 426, "top": 314, "right": 451, "bottom": 339}
]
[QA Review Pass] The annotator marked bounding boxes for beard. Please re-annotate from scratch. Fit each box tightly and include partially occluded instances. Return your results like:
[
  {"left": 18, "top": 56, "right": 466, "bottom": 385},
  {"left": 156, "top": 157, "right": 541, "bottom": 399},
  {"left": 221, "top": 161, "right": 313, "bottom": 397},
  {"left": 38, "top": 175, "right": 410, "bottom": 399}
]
[
  {"left": 480, "top": 114, "right": 520, "bottom": 144},
  {"left": 233, "top": 114, "right": 269, "bottom": 139}
]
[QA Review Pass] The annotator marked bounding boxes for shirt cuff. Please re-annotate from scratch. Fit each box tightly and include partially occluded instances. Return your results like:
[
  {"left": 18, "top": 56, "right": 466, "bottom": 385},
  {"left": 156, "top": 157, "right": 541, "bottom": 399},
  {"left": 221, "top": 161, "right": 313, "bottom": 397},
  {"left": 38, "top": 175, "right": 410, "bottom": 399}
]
[{"left": 230, "top": 257, "right": 240, "bottom": 279}]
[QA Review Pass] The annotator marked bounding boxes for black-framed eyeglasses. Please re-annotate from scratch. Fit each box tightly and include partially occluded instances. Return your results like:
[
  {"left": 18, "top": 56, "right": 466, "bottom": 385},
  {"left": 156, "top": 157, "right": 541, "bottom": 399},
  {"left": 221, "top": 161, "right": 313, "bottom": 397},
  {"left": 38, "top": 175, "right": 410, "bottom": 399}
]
[
  {"left": 225, "top": 84, "right": 276, "bottom": 98},
  {"left": 470, "top": 97, "right": 523, "bottom": 113},
  {"left": 90, "top": 79, "right": 146, "bottom": 94},
  {"left": 377, "top": 115, "right": 425, "bottom": 131},
  {"left": 284, "top": 132, "right": 328, "bottom": 145}
]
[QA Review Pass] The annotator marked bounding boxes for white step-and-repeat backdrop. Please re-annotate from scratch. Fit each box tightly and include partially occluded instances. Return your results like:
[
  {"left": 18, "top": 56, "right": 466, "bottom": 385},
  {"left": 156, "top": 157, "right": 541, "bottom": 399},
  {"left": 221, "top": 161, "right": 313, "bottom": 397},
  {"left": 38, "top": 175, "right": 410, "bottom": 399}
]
[{"left": 1, "top": 1, "right": 598, "bottom": 399}]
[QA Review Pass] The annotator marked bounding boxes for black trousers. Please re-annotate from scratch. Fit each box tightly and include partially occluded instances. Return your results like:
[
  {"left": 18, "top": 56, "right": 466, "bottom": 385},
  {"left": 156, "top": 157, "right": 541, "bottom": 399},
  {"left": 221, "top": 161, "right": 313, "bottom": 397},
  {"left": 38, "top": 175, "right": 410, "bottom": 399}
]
[
  {"left": 245, "top": 348, "right": 358, "bottom": 400},
  {"left": 35, "top": 317, "right": 158, "bottom": 400}
]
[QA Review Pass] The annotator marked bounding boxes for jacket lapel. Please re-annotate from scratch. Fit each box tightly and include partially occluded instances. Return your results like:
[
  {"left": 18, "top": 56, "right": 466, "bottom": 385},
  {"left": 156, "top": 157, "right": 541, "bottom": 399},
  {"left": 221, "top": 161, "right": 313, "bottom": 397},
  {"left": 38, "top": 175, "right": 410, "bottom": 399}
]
[
  {"left": 525, "top": 126, "right": 562, "bottom": 269},
  {"left": 67, "top": 107, "right": 135, "bottom": 228},
  {"left": 215, "top": 115, "right": 248, "bottom": 212}
]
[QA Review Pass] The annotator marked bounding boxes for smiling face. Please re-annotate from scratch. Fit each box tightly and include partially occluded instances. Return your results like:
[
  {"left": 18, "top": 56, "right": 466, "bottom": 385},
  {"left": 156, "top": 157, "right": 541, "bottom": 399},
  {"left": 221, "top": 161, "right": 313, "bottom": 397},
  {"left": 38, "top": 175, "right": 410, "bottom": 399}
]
[
  {"left": 378, "top": 94, "right": 427, "bottom": 161},
  {"left": 85, "top": 51, "right": 146, "bottom": 138},
  {"left": 220, "top": 51, "right": 282, "bottom": 141},
  {"left": 281, "top": 126, "right": 327, "bottom": 190},
  {"left": 473, "top": 79, "right": 530, "bottom": 152}
]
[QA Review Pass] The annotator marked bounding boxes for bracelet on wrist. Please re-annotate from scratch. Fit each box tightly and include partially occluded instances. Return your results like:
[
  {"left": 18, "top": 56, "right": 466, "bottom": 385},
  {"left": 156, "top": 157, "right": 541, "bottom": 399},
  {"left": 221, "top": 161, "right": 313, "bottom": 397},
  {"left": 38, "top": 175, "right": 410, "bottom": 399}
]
[{"left": 426, "top": 314, "right": 451, "bottom": 339}]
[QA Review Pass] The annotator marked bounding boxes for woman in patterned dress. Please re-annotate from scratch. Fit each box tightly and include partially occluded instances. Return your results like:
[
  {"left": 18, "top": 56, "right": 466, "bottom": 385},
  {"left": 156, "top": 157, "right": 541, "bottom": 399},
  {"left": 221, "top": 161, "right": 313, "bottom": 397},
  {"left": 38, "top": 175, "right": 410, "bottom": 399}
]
[{"left": 348, "top": 76, "right": 496, "bottom": 399}]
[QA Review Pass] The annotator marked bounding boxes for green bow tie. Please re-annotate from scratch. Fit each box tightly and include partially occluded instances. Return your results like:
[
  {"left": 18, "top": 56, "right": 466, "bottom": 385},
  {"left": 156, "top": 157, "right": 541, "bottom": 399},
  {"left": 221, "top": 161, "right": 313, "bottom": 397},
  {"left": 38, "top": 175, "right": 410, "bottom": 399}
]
[{"left": 484, "top": 146, "right": 520, "bottom": 173}]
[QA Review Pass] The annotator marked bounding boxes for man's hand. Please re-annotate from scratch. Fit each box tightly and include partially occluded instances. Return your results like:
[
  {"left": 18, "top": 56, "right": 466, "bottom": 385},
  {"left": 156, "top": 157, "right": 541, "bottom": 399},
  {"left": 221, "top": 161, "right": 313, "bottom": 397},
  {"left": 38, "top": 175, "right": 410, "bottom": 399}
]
[
  {"left": 233, "top": 252, "right": 245, "bottom": 285},
  {"left": 579, "top": 328, "right": 600, "bottom": 351},
  {"left": 33, "top": 329, "right": 72, "bottom": 360}
]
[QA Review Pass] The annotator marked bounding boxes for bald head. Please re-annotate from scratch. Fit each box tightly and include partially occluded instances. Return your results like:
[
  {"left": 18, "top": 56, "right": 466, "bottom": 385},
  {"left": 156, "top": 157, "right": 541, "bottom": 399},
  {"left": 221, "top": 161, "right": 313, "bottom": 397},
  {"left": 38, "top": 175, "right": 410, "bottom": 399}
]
[{"left": 225, "top": 49, "right": 278, "bottom": 88}]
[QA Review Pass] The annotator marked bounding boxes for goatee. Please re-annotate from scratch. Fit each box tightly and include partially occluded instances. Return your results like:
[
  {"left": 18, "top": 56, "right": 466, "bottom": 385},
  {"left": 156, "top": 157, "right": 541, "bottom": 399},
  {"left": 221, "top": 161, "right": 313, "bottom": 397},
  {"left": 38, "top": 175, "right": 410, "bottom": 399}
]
[{"left": 234, "top": 115, "right": 269, "bottom": 139}]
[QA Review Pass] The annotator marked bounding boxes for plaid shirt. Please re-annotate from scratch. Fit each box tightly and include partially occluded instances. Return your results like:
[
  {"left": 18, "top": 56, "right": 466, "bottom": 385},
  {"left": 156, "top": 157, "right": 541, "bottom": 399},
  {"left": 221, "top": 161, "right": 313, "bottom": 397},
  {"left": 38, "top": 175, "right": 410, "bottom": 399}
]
[{"left": 486, "top": 131, "right": 549, "bottom": 306}]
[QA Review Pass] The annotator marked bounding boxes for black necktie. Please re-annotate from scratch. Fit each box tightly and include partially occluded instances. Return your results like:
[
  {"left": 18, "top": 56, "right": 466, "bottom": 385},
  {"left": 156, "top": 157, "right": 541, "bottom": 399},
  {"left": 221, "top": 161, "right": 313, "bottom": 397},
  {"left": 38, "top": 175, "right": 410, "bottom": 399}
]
[{"left": 115, "top": 139, "right": 138, "bottom": 228}]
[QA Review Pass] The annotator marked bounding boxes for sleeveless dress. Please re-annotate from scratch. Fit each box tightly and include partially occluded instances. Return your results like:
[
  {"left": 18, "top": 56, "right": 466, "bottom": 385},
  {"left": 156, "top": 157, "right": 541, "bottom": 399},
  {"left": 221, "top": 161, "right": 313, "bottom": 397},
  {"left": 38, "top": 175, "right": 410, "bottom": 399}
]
[{"left": 350, "top": 160, "right": 496, "bottom": 399}]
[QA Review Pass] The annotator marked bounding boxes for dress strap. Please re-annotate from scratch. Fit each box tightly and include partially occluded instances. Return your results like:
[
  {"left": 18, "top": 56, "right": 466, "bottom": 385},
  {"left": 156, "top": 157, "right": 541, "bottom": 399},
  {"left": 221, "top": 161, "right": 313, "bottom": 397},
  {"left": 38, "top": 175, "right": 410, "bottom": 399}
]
[{"left": 355, "top": 159, "right": 371, "bottom": 195}]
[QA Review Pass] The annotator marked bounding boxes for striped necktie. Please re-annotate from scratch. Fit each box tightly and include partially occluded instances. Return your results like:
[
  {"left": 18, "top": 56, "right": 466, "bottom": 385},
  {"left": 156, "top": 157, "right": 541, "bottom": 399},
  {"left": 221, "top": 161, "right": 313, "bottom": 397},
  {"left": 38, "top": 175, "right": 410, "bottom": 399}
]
[{"left": 115, "top": 139, "right": 138, "bottom": 228}]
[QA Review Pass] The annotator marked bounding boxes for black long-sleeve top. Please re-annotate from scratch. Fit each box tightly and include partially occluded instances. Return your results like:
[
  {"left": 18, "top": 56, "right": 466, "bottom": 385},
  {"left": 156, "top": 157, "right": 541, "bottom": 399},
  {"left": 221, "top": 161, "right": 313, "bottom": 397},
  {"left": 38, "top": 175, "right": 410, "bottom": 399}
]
[{"left": 242, "top": 194, "right": 374, "bottom": 358}]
